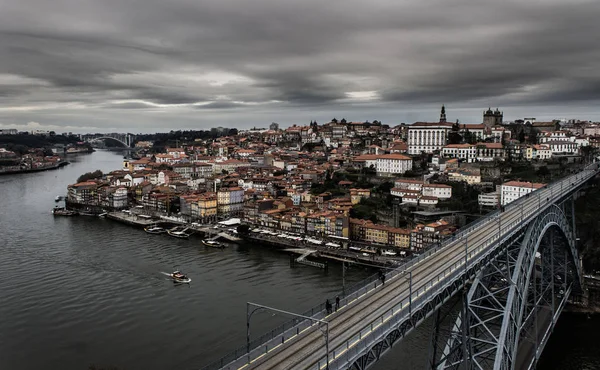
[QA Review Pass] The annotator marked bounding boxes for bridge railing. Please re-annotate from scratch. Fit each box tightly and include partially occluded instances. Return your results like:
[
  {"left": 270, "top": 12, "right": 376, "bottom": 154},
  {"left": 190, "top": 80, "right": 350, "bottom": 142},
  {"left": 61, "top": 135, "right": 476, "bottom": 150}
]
[
  {"left": 203, "top": 165, "right": 599, "bottom": 370},
  {"left": 316, "top": 166, "right": 599, "bottom": 369}
]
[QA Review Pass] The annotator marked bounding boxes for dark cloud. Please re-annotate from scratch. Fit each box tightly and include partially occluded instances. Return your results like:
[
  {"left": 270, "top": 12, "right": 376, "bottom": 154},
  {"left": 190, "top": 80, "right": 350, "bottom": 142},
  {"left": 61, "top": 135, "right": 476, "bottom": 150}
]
[{"left": 1, "top": 0, "right": 600, "bottom": 132}]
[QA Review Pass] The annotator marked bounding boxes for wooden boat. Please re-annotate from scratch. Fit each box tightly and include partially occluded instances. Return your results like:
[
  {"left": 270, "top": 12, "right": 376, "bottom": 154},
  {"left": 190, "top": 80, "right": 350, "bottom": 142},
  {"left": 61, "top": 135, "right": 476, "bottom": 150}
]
[
  {"left": 167, "top": 227, "right": 192, "bottom": 239},
  {"left": 145, "top": 225, "right": 166, "bottom": 234},
  {"left": 202, "top": 239, "right": 224, "bottom": 248}
]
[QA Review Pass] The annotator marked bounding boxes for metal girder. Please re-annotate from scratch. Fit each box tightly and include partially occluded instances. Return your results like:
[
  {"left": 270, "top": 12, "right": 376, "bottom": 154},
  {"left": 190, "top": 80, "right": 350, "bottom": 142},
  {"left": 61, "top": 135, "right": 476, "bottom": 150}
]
[{"left": 433, "top": 203, "right": 582, "bottom": 370}]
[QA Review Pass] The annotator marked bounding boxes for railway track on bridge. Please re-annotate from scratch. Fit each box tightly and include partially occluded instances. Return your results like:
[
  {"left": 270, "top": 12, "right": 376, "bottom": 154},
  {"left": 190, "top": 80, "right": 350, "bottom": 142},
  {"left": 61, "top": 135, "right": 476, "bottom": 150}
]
[{"left": 232, "top": 169, "right": 597, "bottom": 370}]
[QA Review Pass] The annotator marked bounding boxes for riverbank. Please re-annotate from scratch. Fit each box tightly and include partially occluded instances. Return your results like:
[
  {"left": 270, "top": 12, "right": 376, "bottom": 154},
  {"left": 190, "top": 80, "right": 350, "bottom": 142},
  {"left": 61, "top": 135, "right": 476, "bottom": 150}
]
[
  {"left": 0, "top": 160, "right": 69, "bottom": 175},
  {"left": 100, "top": 210, "right": 405, "bottom": 270}
]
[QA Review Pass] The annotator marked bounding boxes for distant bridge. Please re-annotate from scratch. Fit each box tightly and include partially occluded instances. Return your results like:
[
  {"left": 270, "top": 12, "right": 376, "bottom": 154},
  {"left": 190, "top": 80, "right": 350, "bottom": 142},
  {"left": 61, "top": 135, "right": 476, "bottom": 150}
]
[{"left": 82, "top": 133, "right": 135, "bottom": 147}]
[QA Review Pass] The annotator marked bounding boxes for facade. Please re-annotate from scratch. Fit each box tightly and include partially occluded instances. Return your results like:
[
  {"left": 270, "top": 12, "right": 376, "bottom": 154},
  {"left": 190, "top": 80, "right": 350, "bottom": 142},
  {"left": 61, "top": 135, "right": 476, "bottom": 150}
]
[
  {"left": 407, "top": 122, "right": 453, "bottom": 154},
  {"left": 483, "top": 108, "right": 503, "bottom": 130},
  {"left": 500, "top": 181, "right": 545, "bottom": 205},
  {"left": 68, "top": 181, "right": 100, "bottom": 204},
  {"left": 350, "top": 219, "right": 410, "bottom": 249},
  {"left": 478, "top": 191, "right": 499, "bottom": 208},
  {"left": 422, "top": 184, "right": 452, "bottom": 199},
  {"left": 217, "top": 187, "right": 245, "bottom": 216},
  {"left": 447, "top": 169, "right": 482, "bottom": 184},
  {"left": 442, "top": 144, "right": 476, "bottom": 162},
  {"left": 191, "top": 193, "right": 218, "bottom": 221},
  {"left": 475, "top": 142, "right": 505, "bottom": 161},
  {"left": 375, "top": 154, "right": 413, "bottom": 176}
]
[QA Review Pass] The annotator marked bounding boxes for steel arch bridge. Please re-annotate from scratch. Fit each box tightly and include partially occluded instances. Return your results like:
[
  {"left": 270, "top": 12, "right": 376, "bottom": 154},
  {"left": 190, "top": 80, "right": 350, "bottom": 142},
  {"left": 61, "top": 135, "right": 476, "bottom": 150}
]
[
  {"left": 84, "top": 133, "right": 134, "bottom": 147},
  {"left": 431, "top": 202, "right": 581, "bottom": 370},
  {"left": 203, "top": 165, "right": 598, "bottom": 370}
]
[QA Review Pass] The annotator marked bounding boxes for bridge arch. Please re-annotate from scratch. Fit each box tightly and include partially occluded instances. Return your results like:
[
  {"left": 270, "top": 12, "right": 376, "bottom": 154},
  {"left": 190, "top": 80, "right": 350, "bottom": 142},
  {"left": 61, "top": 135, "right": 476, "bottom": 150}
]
[
  {"left": 437, "top": 204, "right": 582, "bottom": 370},
  {"left": 91, "top": 136, "right": 131, "bottom": 147}
]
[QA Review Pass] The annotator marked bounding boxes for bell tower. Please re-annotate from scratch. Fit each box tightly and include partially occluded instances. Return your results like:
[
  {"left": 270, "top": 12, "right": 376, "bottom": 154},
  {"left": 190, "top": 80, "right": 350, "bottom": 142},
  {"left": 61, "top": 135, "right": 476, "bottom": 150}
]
[{"left": 440, "top": 105, "right": 447, "bottom": 123}]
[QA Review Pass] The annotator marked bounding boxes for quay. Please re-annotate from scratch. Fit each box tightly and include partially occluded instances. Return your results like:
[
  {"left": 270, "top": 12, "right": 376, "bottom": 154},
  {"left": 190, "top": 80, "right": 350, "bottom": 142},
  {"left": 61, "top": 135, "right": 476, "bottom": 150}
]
[
  {"left": 100, "top": 212, "right": 402, "bottom": 269},
  {"left": 0, "top": 160, "right": 69, "bottom": 175},
  {"left": 242, "top": 233, "right": 404, "bottom": 269}
]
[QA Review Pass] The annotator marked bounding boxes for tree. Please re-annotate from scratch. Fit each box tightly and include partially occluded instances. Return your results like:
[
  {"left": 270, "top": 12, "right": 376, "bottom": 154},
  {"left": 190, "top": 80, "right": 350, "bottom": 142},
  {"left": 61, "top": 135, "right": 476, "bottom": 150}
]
[
  {"left": 77, "top": 170, "right": 103, "bottom": 183},
  {"left": 527, "top": 128, "right": 539, "bottom": 144},
  {"left": 448, "top": 120, "right": 462, "bottom": 144},
  {"left": 536, "top": 166, "right": 550, "bottom": 180},
  {"left": 518, "top": 130, "right": 526, "bottom": 143}
]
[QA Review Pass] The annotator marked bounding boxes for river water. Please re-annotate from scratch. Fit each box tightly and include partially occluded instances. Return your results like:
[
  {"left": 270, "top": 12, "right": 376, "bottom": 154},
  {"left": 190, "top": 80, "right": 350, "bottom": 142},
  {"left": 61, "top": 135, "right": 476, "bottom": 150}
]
[{"left": 0, "top": 150, "right": 596, "bottom": 370}]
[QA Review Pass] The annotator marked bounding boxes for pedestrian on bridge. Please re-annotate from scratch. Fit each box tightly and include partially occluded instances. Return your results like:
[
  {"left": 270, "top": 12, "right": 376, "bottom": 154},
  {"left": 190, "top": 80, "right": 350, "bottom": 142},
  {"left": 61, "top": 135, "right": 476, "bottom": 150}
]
[
  {"left": 335, "top": 296, "right": 340, "bottom": 312},
  {"left": 326, "top": 299, "right": 332, "bottom": 315}
]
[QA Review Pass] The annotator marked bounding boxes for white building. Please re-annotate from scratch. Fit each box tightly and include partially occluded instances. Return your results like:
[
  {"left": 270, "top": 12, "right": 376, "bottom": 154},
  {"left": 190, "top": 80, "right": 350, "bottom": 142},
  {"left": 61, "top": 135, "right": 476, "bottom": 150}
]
[
  {"left": 422, "top": 184, "right": 452, "bottom": 199},
  {"left": 376, "top": 154, "right": 413, "bottom": 176},
  {"left": 532, "top": 145, "right": 552, "bottom": 160},
  {"left": 544, "top": 141, "right": 578, "bottom": 155},
  {"left": 407, "top": 122, "right": 453, "bottom": 154},
  {"left": 478, "top": 191, "right": 499, "bottom": 208},
  {"left": 394, "top": 178, "right": 424, "bottom": 191},
  {"left": 500, "top": 181, "right": 545, "bottom": 206},
  {"left": 442, "top": 144, "right": 476, "bottom": 162}
]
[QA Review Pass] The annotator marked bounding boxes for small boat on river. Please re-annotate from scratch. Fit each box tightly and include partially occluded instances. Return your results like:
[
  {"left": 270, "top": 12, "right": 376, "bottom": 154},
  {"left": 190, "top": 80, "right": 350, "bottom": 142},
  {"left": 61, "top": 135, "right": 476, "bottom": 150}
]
[
  {"left": 202, "top": 239, "right": 224, "bottom": 248},
  {"left": 55, "top": 195, "right": 64, "bottom": 202},
  {"left": 170, "top": 271, "right": 191, "bottom": 284},
  {"left": 145, "top": 225, "right": 166, "bottom": 234}
]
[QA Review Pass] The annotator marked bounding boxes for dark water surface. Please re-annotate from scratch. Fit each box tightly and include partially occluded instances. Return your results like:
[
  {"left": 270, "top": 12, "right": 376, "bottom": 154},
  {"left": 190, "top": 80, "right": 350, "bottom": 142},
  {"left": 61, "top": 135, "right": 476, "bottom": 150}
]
[{"left": 0, "top": 150, "right": 596, "bottom": 370}]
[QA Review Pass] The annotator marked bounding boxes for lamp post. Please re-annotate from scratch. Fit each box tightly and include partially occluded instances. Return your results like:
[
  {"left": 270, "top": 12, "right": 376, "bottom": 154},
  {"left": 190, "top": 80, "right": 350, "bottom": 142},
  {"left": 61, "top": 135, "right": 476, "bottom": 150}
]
[
  {"left": 404, "top": 270, "right": 413, "bottom": 318},
  {"left": 342, "top": 261, "right": 347, "bottom": 296},
  {"left": 246, "top": 302, "right": 330, "bottom": 368}
]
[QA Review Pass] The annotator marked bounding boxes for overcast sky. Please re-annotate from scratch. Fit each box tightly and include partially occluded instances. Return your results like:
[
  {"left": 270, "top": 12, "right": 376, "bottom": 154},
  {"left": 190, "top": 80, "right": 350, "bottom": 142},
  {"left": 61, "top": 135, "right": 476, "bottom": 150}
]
[{"left": 1, "top": 0, "right": 600, "bottom": 133}]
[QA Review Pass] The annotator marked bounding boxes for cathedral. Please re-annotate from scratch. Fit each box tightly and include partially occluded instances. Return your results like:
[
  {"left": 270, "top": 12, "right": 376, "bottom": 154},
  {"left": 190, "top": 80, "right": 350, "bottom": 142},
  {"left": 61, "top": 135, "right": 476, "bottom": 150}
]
[{"left": 483, "top": 107, "right": 503, "bottom": 131}]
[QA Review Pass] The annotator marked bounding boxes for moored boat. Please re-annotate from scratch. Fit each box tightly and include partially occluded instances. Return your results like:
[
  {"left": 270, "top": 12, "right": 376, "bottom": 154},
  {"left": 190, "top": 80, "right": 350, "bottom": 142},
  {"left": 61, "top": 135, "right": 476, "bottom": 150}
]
[
  {"left": 167, "top": 227, "right": 191, "bottom": 239},
  {"left": 202, "top": 239, "right": 224, "bottom": 248},
  {"left": 54, "top": 195, "right": 64, "bottom": 202},
  {"left": 170, "top": 271, "right": 191, "bottom": 283},
  {"left": 52, "top": 207, "right": 77, "bottom": 216},
  {"left": 145, "top": 225, "right": 166, "bottom": 234}
]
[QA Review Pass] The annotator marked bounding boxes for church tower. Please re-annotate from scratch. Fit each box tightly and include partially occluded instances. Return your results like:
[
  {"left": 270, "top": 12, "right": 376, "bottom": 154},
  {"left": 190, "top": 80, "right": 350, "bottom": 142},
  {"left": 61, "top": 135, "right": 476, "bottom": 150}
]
[
  {"left": 440, "top": 105, "right": 447, "bottom": 123},
  {"left": 483, "top": 107, "right": 503, "bottom": 132}
]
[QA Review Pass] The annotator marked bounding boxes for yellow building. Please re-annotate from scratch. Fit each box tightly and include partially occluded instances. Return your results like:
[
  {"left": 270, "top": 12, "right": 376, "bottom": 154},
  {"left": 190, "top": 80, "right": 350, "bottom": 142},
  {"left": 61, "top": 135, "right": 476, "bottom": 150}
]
[
  {"left": 350, "top": 218, "right": 410, "bottom": 249},
  {"left": 350, "top": 188, "right": 371, "bottom": 205},
  {"left": 192, "top": 192, "right": 217, "bottom": 220}
]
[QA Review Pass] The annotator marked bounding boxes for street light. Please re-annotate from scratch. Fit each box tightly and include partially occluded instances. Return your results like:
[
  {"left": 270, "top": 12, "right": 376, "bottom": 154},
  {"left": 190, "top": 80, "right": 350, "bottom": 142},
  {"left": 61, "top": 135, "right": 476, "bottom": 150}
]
[
  {"left": 403, "top": 270, "right": 413, "bottom": 318},
  {"left": 246, "top": 302, "right": 330, "bottom": 368}
]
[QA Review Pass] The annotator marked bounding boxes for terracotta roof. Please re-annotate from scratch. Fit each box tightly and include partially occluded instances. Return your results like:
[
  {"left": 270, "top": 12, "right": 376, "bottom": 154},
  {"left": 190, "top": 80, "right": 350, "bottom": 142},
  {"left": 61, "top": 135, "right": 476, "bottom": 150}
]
[{"left": 502, "top": 181, "right": 546, "bottom": 188}]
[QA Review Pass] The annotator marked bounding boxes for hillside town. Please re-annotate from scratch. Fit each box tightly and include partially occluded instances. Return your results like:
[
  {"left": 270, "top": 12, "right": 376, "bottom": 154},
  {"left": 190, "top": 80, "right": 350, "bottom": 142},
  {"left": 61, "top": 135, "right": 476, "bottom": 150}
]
[{"left": 63, "top": 106, "right": 599, "bottom": 252}]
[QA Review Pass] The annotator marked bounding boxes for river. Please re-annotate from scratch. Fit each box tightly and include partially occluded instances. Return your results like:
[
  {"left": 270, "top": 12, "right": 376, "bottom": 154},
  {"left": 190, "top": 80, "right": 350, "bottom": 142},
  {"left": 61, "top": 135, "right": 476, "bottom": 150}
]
[{"left": 0, "top": 150, "right": 596, "bottom": 370}]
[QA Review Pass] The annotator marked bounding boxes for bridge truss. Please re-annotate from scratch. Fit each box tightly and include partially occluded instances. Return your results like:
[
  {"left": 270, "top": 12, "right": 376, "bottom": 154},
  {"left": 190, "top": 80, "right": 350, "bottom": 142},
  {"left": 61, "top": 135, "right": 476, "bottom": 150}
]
[{"left": 431, "top": 201, "right": 581, "bottom": 370}]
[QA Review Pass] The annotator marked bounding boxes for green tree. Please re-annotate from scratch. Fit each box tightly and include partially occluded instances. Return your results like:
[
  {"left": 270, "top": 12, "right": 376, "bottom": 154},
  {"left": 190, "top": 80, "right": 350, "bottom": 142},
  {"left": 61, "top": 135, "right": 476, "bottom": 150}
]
[
  {"left": 77, "top": 170, "right": 103, "bottom": 183},
  {"left": 448, "top": 121, "right": 462, "bottom": 144}
]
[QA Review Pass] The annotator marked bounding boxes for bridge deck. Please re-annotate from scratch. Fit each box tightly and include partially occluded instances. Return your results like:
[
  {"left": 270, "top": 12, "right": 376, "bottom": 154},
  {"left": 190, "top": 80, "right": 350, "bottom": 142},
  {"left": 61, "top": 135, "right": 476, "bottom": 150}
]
[{"left": 220, "top": 166, "right": 598, "bottom": 370}]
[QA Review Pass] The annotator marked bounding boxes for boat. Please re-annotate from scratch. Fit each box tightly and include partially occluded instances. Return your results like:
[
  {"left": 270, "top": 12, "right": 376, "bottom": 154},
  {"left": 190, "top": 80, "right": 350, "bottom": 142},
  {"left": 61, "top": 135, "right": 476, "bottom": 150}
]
[
  {"left": 167, "top": 227, "right": 191, "bottom": 239},
  {"left": 98, "top": 212, "right": 108, "bottom": 218},
  {"left": 145, "top": 225, "right": 166, "bottom": 234},
  {"left": 170, "top": 271, "right": 191, "bottom": 284},
  {"left": 54, "top": 195, "right": 64, "bottom": 202},
  {"left": 52, "top": 207, "right": 77, "bottom": 216},
  {"left": 202, "top": 239, "right": 224, "bottom": 248}
]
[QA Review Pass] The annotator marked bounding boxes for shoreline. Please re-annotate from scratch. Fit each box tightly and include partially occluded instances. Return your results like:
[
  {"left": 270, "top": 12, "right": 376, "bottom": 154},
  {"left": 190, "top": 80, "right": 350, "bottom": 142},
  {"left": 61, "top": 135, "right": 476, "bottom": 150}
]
[{"left": 0, "top": 161, "right": 69, "bottom": 176}]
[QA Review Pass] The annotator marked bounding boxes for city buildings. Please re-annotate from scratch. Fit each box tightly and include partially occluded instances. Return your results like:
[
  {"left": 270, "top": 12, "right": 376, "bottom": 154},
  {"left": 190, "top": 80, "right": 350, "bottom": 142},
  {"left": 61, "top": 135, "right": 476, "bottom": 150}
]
[{"left": 500, "top": 181, "right": 546, "bottom": 206}]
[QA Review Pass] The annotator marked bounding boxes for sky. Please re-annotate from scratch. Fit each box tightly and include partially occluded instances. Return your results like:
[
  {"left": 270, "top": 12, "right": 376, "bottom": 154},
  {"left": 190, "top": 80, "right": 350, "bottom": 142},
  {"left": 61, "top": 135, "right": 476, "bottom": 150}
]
[{"left": 1, "top": 0, "right": 600, "bottom": 134}]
